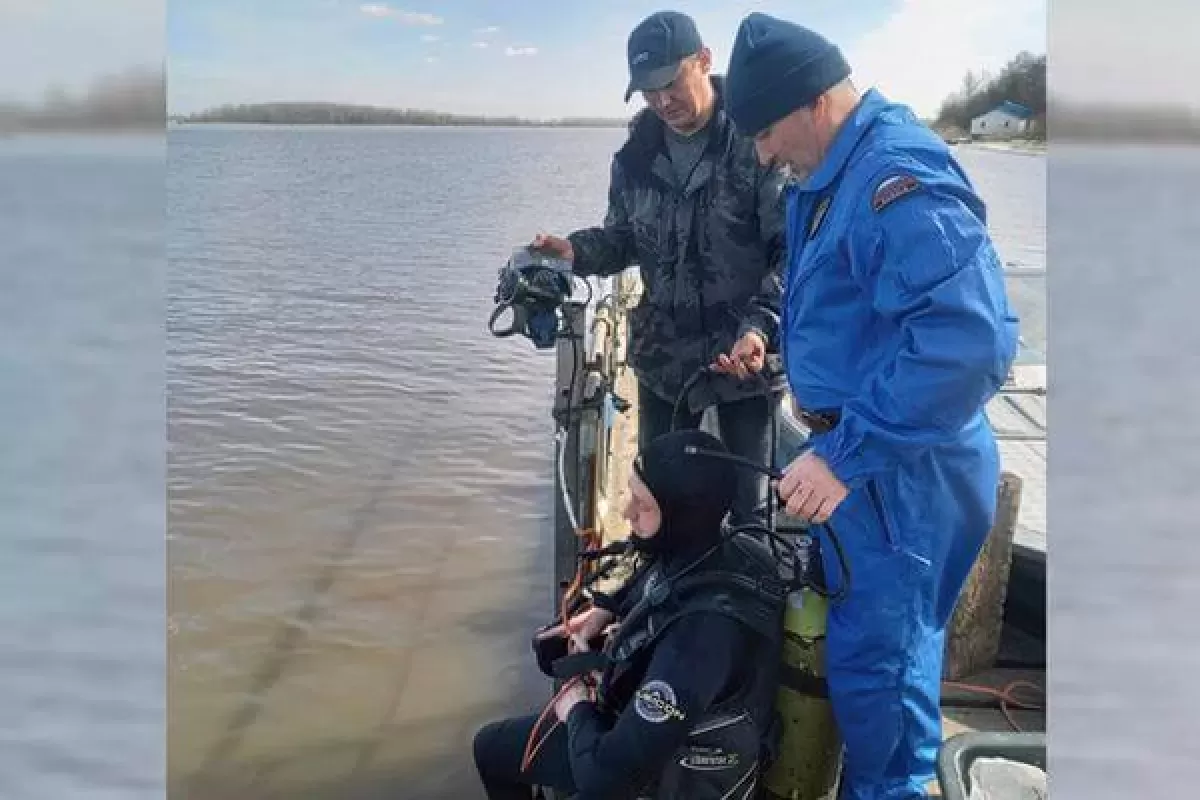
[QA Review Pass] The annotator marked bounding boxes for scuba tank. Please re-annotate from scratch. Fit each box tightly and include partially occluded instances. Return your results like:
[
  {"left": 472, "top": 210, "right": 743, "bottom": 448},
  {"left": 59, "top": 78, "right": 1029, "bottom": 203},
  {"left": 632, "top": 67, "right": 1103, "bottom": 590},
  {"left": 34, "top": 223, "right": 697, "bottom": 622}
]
[
  {"left": 678, "top": 457, "right": 851, "bottom": 799},
  {"left": 674, "top": 367, "right": 851, "bottom": 800},
  {"left": 761, "top": 530, "right": 843, "bottom": 800}
]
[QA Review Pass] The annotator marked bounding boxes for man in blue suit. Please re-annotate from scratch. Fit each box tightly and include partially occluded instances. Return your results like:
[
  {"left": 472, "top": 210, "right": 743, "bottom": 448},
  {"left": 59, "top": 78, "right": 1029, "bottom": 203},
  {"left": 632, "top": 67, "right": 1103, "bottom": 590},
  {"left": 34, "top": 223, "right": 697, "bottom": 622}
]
[{"left": 718, "top": 12, "right": 1020, "bottom": 800}]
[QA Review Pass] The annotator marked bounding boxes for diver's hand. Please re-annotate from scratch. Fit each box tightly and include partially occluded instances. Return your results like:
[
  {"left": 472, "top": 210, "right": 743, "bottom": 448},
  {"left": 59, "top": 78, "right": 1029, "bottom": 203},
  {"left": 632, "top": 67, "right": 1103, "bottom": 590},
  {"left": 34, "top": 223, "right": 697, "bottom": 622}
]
[
  {"left": 530, "top": 233, "right": 574, "bottom": 264},
  {"left": 711, "top": 330, "right": 766, "bottom": 382},
  {"left": 554, "top": 680, "right": 594, "bottom": 722},
  {"left": 535, "top": 605, "right": 614, "bottom": 643},
  {"left": 777, "top": 451, "right": 848, "bottom": 524}
]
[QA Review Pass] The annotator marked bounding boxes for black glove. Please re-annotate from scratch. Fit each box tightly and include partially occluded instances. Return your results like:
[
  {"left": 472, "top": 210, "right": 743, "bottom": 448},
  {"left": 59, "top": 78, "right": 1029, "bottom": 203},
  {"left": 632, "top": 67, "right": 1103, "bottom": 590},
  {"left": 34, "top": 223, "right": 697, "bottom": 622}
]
[
  {"left": 532, "top": 628, "right": 569, "bottom": 677},
  {"left": 531, "top": 626, "right": 608, "bottom": 678}
]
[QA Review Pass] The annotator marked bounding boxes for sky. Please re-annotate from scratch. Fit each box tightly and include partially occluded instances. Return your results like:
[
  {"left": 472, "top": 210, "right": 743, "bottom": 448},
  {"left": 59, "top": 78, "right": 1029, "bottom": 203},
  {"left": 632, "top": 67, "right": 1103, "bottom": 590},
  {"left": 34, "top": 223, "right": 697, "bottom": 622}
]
[
  {"left": 0, "top": 1, "right": 165, "bottom": 102},
  {"left": 1050, "top": 0, "right": 1200, "bottom": 109},
  {"left": 161, "top": 0, "right": 1048, "bottom": 119},
  {"left": 8, "top": 1, "right": 1194, "bottom": 118}
]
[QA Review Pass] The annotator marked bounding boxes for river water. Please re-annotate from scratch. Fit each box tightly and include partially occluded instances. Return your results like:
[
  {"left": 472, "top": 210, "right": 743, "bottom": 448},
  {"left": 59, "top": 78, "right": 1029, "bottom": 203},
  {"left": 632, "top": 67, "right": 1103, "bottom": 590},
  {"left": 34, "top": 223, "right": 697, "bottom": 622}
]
[
  {"left": 1, "top": 134, "right": 165, "bottom": 800},
  {"left": 2, "top": 127, "right": 1047, "bottom": 799},
  {"left": 166, "top": 129, "right": 1046, "bottom": 798}
]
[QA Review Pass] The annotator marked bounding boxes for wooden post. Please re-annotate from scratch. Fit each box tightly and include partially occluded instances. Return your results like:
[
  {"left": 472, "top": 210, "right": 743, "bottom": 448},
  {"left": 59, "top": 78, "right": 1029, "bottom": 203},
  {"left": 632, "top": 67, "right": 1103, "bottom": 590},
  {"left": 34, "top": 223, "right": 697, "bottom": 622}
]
[
  {"left": 552, "top": 301, "right": 590, "bottom": 614},
  {"left": 943, "top": 471, "right": 1023, "bottom": 680}
]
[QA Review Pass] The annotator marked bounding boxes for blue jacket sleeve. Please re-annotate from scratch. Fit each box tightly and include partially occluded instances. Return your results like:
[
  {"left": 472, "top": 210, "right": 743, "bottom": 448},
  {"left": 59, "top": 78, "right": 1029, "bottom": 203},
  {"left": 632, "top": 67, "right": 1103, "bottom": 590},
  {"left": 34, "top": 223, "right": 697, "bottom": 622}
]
[
  {"left": 811, "top": 163, "right": 1019, "bottom": 485},
  {"left": 563, "top": 612, "right": 746, "bottom": 799}
]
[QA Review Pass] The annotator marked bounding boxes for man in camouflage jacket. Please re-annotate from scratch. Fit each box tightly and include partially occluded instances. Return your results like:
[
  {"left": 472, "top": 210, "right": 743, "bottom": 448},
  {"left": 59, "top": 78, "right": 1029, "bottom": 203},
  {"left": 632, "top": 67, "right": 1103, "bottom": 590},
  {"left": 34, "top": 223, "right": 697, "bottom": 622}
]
[{"left": 532, "top": 10, "right": 787, "bottom": 527}]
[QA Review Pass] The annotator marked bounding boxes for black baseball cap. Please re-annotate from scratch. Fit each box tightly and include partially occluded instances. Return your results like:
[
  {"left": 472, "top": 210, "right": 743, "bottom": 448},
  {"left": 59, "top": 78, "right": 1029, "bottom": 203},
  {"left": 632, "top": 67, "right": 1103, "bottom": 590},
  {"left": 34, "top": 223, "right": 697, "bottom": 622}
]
[{"left": 624, "top": 11, "right": 703, "bottom": 102}]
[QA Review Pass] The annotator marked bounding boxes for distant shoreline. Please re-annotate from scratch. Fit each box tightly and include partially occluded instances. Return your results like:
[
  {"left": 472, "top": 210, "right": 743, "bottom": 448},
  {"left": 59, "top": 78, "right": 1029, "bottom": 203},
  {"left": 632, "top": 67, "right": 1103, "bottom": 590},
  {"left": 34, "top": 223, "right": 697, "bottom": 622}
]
[
  {"left": 956, "top": 140, "right": 1047, "bottom": 155},
  {"left": 170, "top": 102, "right": 630, "bottom": 129},
  {"left": 170, "top": 121, "right": 629, "bottom": 129}
]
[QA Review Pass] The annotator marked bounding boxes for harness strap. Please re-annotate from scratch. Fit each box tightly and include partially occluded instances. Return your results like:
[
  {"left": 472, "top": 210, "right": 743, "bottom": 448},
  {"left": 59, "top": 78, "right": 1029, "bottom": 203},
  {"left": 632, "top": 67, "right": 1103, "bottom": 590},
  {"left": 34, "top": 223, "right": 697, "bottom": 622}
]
[
  {"left": 551, "top": 650, "right": 611, "bottom": 682},
  {"left": 614, "top": 569, "right": 787, "bottom": 649},
  {"left": 778, "top": 663, "right": 830, "bottom": 698}
]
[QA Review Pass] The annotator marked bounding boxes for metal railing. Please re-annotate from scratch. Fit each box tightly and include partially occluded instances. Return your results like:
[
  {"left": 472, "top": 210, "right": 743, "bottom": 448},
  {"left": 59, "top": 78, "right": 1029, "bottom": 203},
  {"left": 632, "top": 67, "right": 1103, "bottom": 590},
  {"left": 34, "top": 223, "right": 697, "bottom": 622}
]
[{"left": 550, "top": 272, "right": 639, "bottom": 609}]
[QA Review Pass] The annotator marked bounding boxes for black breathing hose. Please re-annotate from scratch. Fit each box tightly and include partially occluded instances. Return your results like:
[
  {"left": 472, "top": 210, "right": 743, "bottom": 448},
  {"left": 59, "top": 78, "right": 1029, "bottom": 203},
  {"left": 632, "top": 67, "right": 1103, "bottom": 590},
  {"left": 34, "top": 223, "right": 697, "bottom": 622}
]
[
  {"left": 669, "top": 366, "right": 713, "bottom": 433},
  {"left": 660, "top": 362, "right": 854, "bottom": 601},
  {"left": 682, "top": 445, "right": 852, "bottom": 603}
]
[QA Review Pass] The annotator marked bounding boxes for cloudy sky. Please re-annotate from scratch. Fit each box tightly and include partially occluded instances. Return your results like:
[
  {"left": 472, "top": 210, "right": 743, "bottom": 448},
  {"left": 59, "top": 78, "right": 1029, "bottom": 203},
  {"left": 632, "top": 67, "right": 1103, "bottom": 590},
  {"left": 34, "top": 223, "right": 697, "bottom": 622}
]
[
  {"left": 0, "top": 1, "right": 163, "bottom": 101},
  {"left": 0, "top": 1, "right": 163, "bottom": 98},
  {"left": 162, "top": 0, "right": 1047, "bottom": 118},
  {"left": 6, "top": 1, "right": 1195, "bottom": 118}
]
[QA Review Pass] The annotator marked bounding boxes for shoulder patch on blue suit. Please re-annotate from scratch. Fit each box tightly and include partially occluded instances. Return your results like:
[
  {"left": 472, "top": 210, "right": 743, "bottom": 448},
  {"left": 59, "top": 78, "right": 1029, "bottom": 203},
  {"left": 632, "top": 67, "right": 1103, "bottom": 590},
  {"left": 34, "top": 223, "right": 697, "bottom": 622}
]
[{"left": 871, "top": 173, "right": 920, "bottom": 212}]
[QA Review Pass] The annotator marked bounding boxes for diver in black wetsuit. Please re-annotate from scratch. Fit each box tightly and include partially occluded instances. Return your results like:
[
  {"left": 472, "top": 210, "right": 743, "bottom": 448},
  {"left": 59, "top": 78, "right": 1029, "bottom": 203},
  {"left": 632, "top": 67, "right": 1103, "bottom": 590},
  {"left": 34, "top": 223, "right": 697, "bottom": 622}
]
[{"left": 472, "top": 429, "right": 785, "bottom": 799}]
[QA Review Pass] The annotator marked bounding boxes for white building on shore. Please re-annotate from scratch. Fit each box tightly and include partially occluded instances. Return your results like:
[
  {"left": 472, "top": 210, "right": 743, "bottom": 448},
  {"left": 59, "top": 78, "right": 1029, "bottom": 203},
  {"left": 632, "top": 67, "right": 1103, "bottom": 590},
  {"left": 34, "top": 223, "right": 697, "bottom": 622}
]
[{"left": 971, "top": 101, "right": 1034, "bottom": 139}]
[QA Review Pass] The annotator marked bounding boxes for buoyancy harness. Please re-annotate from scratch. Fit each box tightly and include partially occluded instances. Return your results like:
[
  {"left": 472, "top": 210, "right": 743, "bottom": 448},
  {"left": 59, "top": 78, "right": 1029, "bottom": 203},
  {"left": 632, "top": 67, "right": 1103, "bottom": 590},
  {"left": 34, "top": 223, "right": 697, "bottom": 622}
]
[{"left": 556, "top": 530, "right": 788, "bottom": 800}]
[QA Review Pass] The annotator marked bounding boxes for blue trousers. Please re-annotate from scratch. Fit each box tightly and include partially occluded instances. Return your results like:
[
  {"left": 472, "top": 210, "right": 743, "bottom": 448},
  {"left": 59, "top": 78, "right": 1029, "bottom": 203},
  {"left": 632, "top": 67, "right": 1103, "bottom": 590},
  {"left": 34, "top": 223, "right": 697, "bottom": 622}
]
[{"left": 814, "top": 430, "right": 999, "bottom": 800}]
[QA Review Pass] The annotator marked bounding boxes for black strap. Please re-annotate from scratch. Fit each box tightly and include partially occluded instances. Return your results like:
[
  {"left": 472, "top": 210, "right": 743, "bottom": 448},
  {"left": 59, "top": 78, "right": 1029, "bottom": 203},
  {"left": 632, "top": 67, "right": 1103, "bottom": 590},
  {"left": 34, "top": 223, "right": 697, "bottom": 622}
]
[
  {"left": 624, "top": 569, "right": 787, "bottom": 619},
  {"left": 590, "top": 589, "right": 621, "bottom": 614},
  {"left": 794, "top": 406, "right": 840, "bottom": 435},
  {"left": 778, "top": 663, "right": 829, "bottom": 698},
  {"left": 613, "top": 571, "right": 785, "bottom": 656},
  {"left": 608, "top": 570, "right": 787, "bottom": 671},
  {"left": 552, "top": 650, "right": 611, "bottom": 681},
  {"left": 487, "top": 302, "right": 526, "bottom": 338}
]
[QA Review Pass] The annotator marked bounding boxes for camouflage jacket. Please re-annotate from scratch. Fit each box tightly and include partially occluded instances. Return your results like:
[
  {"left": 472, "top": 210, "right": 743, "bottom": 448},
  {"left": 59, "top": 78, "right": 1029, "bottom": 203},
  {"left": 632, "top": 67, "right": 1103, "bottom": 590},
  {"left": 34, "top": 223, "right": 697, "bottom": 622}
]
[{"left": 567, "top": 76, "right": 787, "bottom": 412}]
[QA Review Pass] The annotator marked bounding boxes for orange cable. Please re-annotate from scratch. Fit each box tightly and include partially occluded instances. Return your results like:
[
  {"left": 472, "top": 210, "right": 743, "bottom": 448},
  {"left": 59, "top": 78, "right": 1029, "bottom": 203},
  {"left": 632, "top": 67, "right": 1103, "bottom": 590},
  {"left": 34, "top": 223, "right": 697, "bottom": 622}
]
[
  {"left": 942, "top": 679, "right": 1045, "bottom": 732},
  {"left": 520, "top": 526, "right": 603, "bottom": 774}
]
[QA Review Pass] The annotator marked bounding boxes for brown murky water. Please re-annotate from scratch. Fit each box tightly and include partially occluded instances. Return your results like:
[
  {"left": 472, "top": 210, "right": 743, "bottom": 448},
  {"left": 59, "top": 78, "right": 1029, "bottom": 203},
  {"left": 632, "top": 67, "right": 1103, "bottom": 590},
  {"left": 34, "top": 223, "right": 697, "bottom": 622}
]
[
  {"left": 167, "top": 126, "right": 633, "bottom": 798},
  {"left": 164, "top": 127, "right": 1045, "bottom": 798}
]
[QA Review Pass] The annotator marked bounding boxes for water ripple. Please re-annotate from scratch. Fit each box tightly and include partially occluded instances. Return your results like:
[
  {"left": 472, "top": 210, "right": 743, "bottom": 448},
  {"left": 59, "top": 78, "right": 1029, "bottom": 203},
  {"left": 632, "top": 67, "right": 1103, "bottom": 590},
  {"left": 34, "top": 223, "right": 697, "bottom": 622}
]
[{"left": 161, "top": 128, "right": 1047, "bottom": 797}]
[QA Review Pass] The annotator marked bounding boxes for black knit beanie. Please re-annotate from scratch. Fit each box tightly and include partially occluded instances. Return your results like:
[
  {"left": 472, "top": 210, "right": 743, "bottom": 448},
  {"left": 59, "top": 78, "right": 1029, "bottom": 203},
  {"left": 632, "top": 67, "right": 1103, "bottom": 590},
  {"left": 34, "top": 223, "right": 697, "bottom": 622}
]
[
  {"left": 631, "top": 429, "right": 737, "bottom": 558},
  {"left": 725, "top": 12, "right": 852, "bottom": 137}
]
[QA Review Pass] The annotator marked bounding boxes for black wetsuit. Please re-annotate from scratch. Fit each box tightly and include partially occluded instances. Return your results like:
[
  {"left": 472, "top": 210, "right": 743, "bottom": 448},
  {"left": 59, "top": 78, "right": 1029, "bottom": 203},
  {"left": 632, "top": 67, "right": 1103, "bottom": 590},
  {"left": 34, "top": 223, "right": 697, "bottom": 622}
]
[
  {"left": 473, "top": 429, "right": 785, "bottom": 800},
  {"left": 473, "top": 611, "right": 756, "bottom": 798}
]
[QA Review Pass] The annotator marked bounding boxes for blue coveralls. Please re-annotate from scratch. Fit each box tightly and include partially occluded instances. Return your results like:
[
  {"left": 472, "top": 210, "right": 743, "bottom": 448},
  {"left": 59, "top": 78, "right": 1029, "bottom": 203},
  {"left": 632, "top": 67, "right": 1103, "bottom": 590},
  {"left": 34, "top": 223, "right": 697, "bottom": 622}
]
[{"left": 780, "top": 89, "right": 1019, "bottom": 799}]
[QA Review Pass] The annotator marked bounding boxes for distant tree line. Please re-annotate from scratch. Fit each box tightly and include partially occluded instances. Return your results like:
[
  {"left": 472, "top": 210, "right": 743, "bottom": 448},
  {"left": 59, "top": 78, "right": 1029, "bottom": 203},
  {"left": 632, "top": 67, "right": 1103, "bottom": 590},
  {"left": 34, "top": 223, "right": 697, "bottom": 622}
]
[
  {"left": 935, "top": 51, "right": 1047, "bottom": 137},
  {"left": 0, "top": 66, "right": 164, "bottom": 131},
  {"left": 931, "top": 46, "right": 1200, "bottom": 143},
  {"left": 175, "top": 102, "right": 629, "bottom": 128}
]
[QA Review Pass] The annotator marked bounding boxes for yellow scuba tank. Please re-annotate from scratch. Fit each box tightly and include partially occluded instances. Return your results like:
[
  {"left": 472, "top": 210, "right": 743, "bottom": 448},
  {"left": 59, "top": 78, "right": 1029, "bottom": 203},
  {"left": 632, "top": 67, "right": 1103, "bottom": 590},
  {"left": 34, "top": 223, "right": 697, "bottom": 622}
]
[
  {"left": 761, "top": 533, "right": 843, "bottom": 800},
  {"left": 664, "top": 379, "right": 850, "bottom": 799}
]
